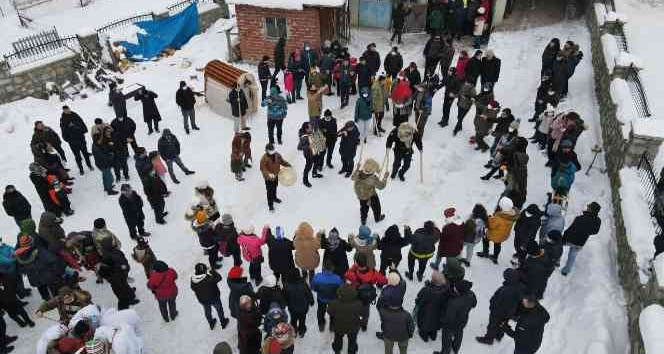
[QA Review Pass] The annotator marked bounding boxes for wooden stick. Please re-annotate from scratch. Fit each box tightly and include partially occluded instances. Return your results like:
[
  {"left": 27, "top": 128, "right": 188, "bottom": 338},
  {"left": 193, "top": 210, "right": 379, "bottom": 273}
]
[{"left": 419, "top": 150, "right": 424, "bottom": 183}]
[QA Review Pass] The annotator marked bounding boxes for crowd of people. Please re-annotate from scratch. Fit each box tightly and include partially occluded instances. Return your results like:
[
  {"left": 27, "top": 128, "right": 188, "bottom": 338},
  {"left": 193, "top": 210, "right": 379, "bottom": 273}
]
[{"left": 0, "top": 3, "right": 602, "bottom": 353}]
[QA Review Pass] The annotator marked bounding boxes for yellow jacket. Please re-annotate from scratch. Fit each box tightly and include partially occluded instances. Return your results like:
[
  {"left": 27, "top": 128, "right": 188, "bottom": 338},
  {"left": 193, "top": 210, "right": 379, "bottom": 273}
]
[{"left": 487, "top": 209, "right": 519, "bottom": 243}]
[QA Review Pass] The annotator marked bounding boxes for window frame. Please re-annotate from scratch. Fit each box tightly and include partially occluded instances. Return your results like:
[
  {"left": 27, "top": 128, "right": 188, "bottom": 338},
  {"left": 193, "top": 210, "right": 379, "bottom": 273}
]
[{"left": 264, "top": 16, "right": 288, "bottom": 40}]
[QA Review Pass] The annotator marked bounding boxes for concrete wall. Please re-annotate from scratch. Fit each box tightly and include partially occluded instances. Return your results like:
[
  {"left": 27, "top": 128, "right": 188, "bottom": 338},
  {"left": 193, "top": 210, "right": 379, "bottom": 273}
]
[
  {"left": 200, "top": 1, "right": 230, "bottom": 32},
  {"left": 235, "top": 5, "right": 323, "bottom": 64}
]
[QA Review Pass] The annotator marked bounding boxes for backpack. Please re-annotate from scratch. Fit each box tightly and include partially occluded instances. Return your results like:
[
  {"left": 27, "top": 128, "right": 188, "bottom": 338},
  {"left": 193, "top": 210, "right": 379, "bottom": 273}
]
[
  {"left": 357, "top": 283, "right": 377, "bottom": 305},
  {"left": 551, "top": 162, "right": 576, "bottom": 194}
]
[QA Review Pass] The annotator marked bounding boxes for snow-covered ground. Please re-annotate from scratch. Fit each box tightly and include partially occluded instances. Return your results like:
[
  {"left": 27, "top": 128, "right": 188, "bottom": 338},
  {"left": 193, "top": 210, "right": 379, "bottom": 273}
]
[{"left": 0, "top": 17, "right": 629, "bottom": 354}]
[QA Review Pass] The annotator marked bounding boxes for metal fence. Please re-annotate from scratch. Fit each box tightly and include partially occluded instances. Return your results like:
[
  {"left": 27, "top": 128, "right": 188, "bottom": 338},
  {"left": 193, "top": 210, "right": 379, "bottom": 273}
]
[
  {"left": 12, "top": 26, "right": 59, "bottom": 53},
  {"left": 168, "top": 0, "right": 211, "bottom": 14},
  {"left": 637, "top": 152, "right": 664, "bottom": 235},
  {"left": 12, "top": 0, "right": 53, "bottom": 11},
  {"left": 96, "top": 12, "right": 154, "bottom": 35},
  {"left": 3, "top": 35, "right": 80, "bottom": 69}
]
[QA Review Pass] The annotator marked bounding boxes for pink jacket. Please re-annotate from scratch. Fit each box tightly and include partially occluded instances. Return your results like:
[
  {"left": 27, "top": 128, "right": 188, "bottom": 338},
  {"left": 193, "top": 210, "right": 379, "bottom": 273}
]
[
  {"left": 237, "top": 226, "right": 268, "bottom": 262},
  {"left": 284, "top": 72, "right": 294, "bottom": 92},
  {"left": 152, "top": 156, "right": 167, "bottom": 177},
  {"left": 550, "top": 115, "right": 568, "bottom": 141}
]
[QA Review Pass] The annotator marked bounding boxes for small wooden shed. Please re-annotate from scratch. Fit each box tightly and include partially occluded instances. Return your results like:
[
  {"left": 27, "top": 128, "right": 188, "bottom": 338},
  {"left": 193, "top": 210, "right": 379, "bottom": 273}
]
[{"left": 204, "top": 60, "right": 259, "bottom": 118}]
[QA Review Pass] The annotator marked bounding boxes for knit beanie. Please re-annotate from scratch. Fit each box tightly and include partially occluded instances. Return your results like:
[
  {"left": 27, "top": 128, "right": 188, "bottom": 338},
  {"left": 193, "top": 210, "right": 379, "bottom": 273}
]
[
  {"left": 93, "top": 218, "right": 106, "bottom": 229},
  {"left": 358, "top": 225, "right": 372, "bottom": 240},
  {"left": 228, "top": 266, "right": 244, "bottom": 279},
  {"left": 195, "top": 210, "right": 209, "bottom": 225},
  {"left": 194, "top": 263, "right": 207, "bottom": 275},
  {"left": 213, "top": 342, "right": 233, "bottom": 354},
  {"left": 221, "top": 213, "right": 234, "bottom": 225},
  {"left": 120, "top": 184, "right": 131, "bottom": 193},
  {"left": 443, "top": 207, "right": 456, "bottom": 218},
  {"left": 239, "top": 295, "right": 252, "bottom": 309},
  {"left": 242, "top": 225, "right": 255, "bottom": 235},
  {"left": 498, "top": 197, "right": 513, "bottom": 211},
  {"left": 588, "top": 202, "right": 601, "bottom": 215}
]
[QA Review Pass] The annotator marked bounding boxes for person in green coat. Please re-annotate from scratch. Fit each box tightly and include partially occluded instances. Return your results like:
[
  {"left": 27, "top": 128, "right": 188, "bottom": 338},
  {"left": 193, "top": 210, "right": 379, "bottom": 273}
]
[
  {"left": 371, "top": 76, "right": 389, "bottom": 136},
  {"left": 428, "top": 7, "right": 445, "bottom": 35},
  {"left": 354, "top": 87, "right": 373, "bottom": 143}
]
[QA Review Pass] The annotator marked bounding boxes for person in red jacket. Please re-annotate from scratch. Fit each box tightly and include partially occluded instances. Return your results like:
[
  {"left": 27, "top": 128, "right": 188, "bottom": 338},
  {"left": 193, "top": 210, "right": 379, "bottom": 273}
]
[
  {"left": 147, "top": 260, "right": 179, "bottom": 322},
  {"left": 431, "top": 207, "right": 465, "bottom": 270},
  {"left": 345, "top": 254, "right": 387, "bottom": 331}
]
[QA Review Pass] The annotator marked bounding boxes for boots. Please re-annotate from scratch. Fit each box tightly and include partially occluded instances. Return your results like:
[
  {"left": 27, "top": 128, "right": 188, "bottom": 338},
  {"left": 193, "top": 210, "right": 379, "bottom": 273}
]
[{"left": 476, "top": 336, "right": 494, "bottom": 345}]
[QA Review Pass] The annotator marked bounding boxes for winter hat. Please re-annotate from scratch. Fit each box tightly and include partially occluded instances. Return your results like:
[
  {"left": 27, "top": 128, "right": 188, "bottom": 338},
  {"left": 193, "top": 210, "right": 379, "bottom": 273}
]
[
  {"left": 221, "top": 213, "right": 233, "bottom": 225},
  {"left": 361, "top": 158, "right": 380, "bottom": 174},
  {"left": 120, "top": 184, "right": 132, "bottom": 194},
  {"left": 524, "top": 204, "right": 543, "bottom": 217},
  {"left": 228, "top": 266, "right": 244, "bottom": 279},
  {"left": 327, "top": 228, "right": 341, "bottom": 250},
  {"left": 358, "top": 225, "right": 372, "bottom": 240},
  {"left": 195, "top": 180, "right": 210, "bottom": 190},
  {"left": 265, "top": 143, "right": 276, "bottom": 153},
  {"left": 179, "top": 81, "right": 186, "bottom": 88},
  {"left": 443, "top": 258, "right": 465, "bottom": 281},
  {"left": 275, "top": 226, "right": 284, "bottom": 239},
  {"left": 456, "top": 279, "right": 473, "bottom": 294},
  {"left": 18, "top": 234, "right": 33, "bottom": 248},
  {"left": 273, "top": 322, "right": 292, "bottom": 338},
  {"left": 93, "top": 218, "right": 106, "bottom": 229},
  {"left": 242, "top": 225, "right": 255, "bottom": 235},
  {"left": 4, "top": 185, "right": 15, "bottom": 192},
  {"left": 195, "top": 210, "right": 209, "bottom": 225},
  {"left": 588, "top": 202, "right": 601, "bottom": 215},
  {"left": 498, "top": 197, "right": 513, "bottom": 211},
  {"left": 386, "top": 272, "right": 401, "bottom": 286},
  {"left": 431, "top": 271, "right": 446, "bottom": 285},
  {"left": 324, "top": 109, "right": 332, "bottom": 117},
  {"left": 153, "top": 260, "right": 168, "bottom": 272},
  {"left": 478, "top": 6, "right": 486, "bottom": 14},
  {"left": 443, "top": 207, "right": 456, "bottom": 218},
  {"left": 263, "top": 275, "right": 277, "bottom": 288},
  {"left": 213, "top": 342, "right": 233, "bottom": 354},
  {"left": 526, "top": 240, "right": 540, "bottom": 256},
  {"left": 194, "top": 263, "right": 207, "bottom": 275},
  {"left": 509, "top": 119, "right": 521, "bottom": 132},
  {"left": 296, "top": 222, "right": 314, "bottom": 239}
]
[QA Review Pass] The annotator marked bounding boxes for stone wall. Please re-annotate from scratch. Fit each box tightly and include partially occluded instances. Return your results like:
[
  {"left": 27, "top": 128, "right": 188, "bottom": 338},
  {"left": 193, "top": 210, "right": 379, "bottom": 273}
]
[
  {"left": 199, "top": 0, "right": 229, "bottom": 31},
  {"left": 587, "top": 2, "right": 664, "bottom": 353}
]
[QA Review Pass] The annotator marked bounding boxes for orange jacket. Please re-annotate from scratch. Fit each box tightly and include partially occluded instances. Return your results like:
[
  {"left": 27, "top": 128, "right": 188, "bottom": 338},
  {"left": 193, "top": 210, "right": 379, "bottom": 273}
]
[{"left": 487, "top": 209, "right": 518, "bottom": 243}]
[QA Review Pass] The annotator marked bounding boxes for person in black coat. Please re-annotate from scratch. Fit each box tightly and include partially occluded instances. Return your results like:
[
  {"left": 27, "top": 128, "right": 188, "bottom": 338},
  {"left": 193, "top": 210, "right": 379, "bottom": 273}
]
[
  {"left": 321, "top": 228, "right": 352, "bottom": 277},
  {"left": 513, "top": 204, "right": 542, "bottom": 266},
  {"left": 28, "top": 163, "right": 61, "bottom": 214},
  {"left": 480, "top": 50, "right": 501, "bottom": 91},
  {"left": 134, "top": 88, "right": 161, "bottom": 134},
  {"left": 31, "top": 121, "right": 66, "bottom": 163},
  {"left": 378, "top": 224, "right": 409, "bottom": 274},
  {"left": 465, "top": 50, "right": 482, "bottom": 87},
  {"left": 91, "top": 129, "right": 119, "bottom": 195},
  {"left": 284, "top": 271, "right": 315, "bottom": 337},
  {"left": 98, "top": 237, "right": 139, "bottom": 310},
  {"left": 2, "top": 185, "right": 31, "bottom": 227},
  {"left": 256, "top": 275, "right": 286, "bottom": 315},
  {"left": 383, "top": 47, "right": 404, "bottom": 79},
  {"left": 476, "top": 268, "right": 525, "bottom": 345},
  {"left": 386, "top": 123, "right": 423, "bottom": 181},
  {"left": 320, "top": 110, "right": 338, "bottom": 169},
  {"left": 191, "top": 263, "right": 230, "bottom": 330},
  {"left": 60, "top": 106, "right": 92, "bottom": 175},
  {"left": 529, "top": 74, "right": 557, "bottom": 123},
  {"left": 108, "top": 83, "right": 130, "bottom": 118},
  {"left": 542, "top": 38, "right": 560, "bottom": 75},
  {"left": 436, "top": 280, "right": 476, "bottom": 354},
  {"left": 157, "top": 129, "right": 195, "bottom": 184},
  {"left": 414, "top": 272, "right": 449, "bottom": 342},
  {"left": 110, "top": 116, "right": 137, "bottom": 180},
  {"left": 273, "top": 37, "right": 286, "bottom": 83},
  {"left": 118, "top": 184, "right": 149, "bottom": 239},
  {"left": 338, "top": 121, "right": 360, "bottom": 178},
  {"left": 362, "top": 43, "right": 381, "bottom": 76},
  {"left": 519, "top": 241, "right": 553, "bottom": 300},
  {"left": 356, "top": 57, "right": 371, "bottom": 91},
  {"left": 142, "top": 170, "right": 167, "bottom": 224},
  {"left": 265, "top": 226, "right": 296, "bottom": 282},
  {"left": 258, "top": 56, "right": 272, "bottom": 101},
  {"left": 502, "top": 297, "right": 550, "bottom": 354},
  {"left": 227, "top": 266, "right": 255, "bottom": 319},
  {"left": 390, "top": 2, "right": 412, "bottom": 44},
  {"left": 438, "top": 67, "right": 461, "bottom": 128},
  {"left": 405, "top": 63, "right": 422, "bottom": 90},
  {"left": 551, "top": 53, "right": 570, "bottom": 97},
  {"left": 175, "top": 81, "right": 202, "bottom": 134},
  {"left": 0, "top": 273, "right": 34, "bottom": 328},
  {"left": 217, "top": 214, "right": 242, "bottom": 266},
  {"left": 229, "top": 83, "right": 249, "bottom": 132},
  {"left": 133, "top": 147, "right": 153, "bottom": 181},
  {"left": 561, "top": 202, "right": 602, "bottom": 275}
]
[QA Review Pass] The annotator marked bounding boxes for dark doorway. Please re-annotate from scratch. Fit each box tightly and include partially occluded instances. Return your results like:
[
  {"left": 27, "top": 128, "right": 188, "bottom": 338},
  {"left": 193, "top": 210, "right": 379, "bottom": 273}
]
[{"left": 497, "top": 0, "right": 585, "bottom": 30}]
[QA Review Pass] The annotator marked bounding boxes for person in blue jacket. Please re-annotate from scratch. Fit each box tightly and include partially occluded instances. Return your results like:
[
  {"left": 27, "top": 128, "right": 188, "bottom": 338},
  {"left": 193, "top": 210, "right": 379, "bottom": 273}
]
[
  {"left": 312, "top": 260, "right": 343, "bottom": 332},
  {"left": 262, "top": 87, "right": 288, "bottom": 145}
]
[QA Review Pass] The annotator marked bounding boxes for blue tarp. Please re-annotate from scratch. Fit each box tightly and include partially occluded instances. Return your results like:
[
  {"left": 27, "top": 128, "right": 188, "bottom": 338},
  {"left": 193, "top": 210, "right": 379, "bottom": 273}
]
[{"left": 121, "top": 3, "right": 200, "bottom": 61}]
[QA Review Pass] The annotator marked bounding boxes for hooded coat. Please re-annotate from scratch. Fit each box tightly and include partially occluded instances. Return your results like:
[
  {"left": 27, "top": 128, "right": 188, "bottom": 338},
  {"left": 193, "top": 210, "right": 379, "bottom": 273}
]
[
  {"left": 349, "top": 233, "right": 379, "bottom": 270},
  {"left": 238, "top": 304, "right": 262, "bottom": 354},
  {"left": 322, "top": 229, "right": 352, "bottom": 276},
  {"left": 521, "top": 251, "right": 553, "bottom": 299},
  {"left": 379, "top": 306, "right": 415, "bottom": 342},
  {"left": 37, "top": 212, "right": 65, "bottom": 247},
  {"left": 293, "top": 223, "right": 321, "bottom": 271},
  {"left": 284, "top": 277, "right": 314, "bottom": 314},
  {"left": 312, "top": 270, "right": 343, "bottom": 304},
  {"left": 238, "top": 229, "right": 268, "bottom": 263},
  {"left": 16, "top": 246, "right": 65, "bottom": 287},
  {"left": 256, "top": 284, "right": 286, "bottom": 315},
  {"left": 327, "top": 285, "right": 364, "bottom": 335},
  {"left": 266, "top": 227, "right": 296, "bottom": 277},
  {"left": 2, "top": 189, "right": 31, "bottom": 222},
  {"left": 352, "top": 169, "right": 387, "bottom": 201},
  {"left": 489, "top": 268, "right": 525, "bottom": 319},
  {"left": 262, "top": 87, "right": 288, "bottom": 121},
  {"left": 440, "top": 280, "right": 477, "bottom": 330},
  {"left": 487, "top": 209, "right": 519, "bottom": 243},
  {"left": 407, "top": 224, "right": 440, "bottom": 259},
  {"left": 147, "top": 262, "right": 178, "bottom": 299},
  {"left": 507, "top": 304, "right": 550, "bottom": 353},
  {"left": 539, "top": 204, "right": 565, "bottom": 241},
  {"left": 514, "top": 206, "right": 542, "bottom": 253},
  {"left": 437, "top": 221, "right": 465, "bottom": 257},
  {"left": 227, "top": 277, "right": 254, "bottom": 318},
  {"left": 378, "top": 225, "right": 409, "bottom": 265},
  {"left": 119, "top": 191, "right": 145, "bottom": 226},
  {"left": 415, "top": 280, "right": 449, "bottom": 333}
]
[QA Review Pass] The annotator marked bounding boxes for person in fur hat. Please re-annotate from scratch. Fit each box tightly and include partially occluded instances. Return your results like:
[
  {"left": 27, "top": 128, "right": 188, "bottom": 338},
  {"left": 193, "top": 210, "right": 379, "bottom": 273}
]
[
  {"left": 237, "top": 225, "right": 268, "bottom": 285},
  {"left": 191, "top": 263, "right": 230, "bottom": 330},
  {"left": 293, "top": 222, "right": 321, "bottom": 283},
  {"left": 321, "top": 228, "right": 352, "bottom": 277},
  {"left": 349, "top": 225, "right": 379, "bottom": 270},
  {"left": 386, "top": 122, "right": 423, "bottom": 181},
  {"left": 352, "top": 159, "right": 388, "bottom": 225},
  {"left": 231, "top": 128, "right": 252, "bottom": 182},
  {"left": 377, "top": 225, "right": 410, "bottom": 274},
  {"left": 477, "top": 197, "right": 518, "bottom": 264},
  {"left": 265, "top": 226, "right": 296, "bottom": 282},
  {"left": 431, "top": 208, "right": 465, "bottom": 269}
]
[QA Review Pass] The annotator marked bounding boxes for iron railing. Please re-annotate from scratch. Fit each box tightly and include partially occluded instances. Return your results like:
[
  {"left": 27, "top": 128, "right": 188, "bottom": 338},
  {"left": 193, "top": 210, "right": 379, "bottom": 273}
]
[
  {"left": 12, "top": 26, "right": 59, "bottom": 53},
  {"left": 168, "top": 0, "right": 211, "bottom": 14},
  {"left": 96, "top": 13, "right": 154, "bottom": 35},
  {"left": 625, "top": 66, "right": 652, "bottom": 118},
  {"left": 3, "top": 36, "right": 80, "bottom": 69},
  {"left": 12, "top": 0, "right": 53, "bottom": 11},
  {"left": 637, "top": 152, "right": 664, "bottom": 235}
]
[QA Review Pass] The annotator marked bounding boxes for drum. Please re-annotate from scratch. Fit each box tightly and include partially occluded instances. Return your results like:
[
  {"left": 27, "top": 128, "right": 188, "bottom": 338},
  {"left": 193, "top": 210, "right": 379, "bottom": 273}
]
[{"left": 278, "top": 167, "right": 297, "bottom": 186}]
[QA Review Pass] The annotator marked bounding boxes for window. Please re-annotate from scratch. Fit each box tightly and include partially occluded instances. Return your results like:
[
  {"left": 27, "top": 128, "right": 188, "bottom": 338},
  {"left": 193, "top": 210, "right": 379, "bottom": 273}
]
[{"left": 265, "top": 17, "right": 287, "bottom": 39}]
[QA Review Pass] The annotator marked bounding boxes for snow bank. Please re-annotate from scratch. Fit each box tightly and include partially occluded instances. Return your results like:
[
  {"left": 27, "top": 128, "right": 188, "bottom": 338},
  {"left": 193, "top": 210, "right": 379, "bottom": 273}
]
[
  {"left": 605, "top": 11, "right": 628, "bottom": 24},
  {"left": 655, "top": 255, "right": 664, "bottom": 288},
  {"left": 601, "top": 34, "right": 620, "bottom": 72},
  {"left": 594, "top": 3, "right": 607, "bottom": 26},
  {"left": 616, "top": 52, "right": 643, "bottom": 69},
  {"left": 640, "top": 304, "right": 664, "bottom": 354},
  {"left": 610, "top": 78, "right": 640, "bottom": 124},
  {"left": 632, "top": 120, "right": 664, "bottom": 140},
  {"left": 619, "top": 168, "right": 657, "bottom": 283},
  {"left": 229, "top": 0, "right": 346, "bottom": 10}
]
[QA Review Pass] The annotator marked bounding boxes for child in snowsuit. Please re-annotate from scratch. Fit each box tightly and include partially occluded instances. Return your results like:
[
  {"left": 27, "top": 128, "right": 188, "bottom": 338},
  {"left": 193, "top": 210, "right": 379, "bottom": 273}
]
[{"left": 46, "top": 174, "right": 73, "bottom": 216}]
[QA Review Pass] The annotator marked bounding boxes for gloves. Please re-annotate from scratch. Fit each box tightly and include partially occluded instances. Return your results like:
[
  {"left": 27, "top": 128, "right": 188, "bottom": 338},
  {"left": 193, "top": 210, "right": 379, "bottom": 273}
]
[{"left": 268, "top": 173, "right": 276, "bottom": 179}]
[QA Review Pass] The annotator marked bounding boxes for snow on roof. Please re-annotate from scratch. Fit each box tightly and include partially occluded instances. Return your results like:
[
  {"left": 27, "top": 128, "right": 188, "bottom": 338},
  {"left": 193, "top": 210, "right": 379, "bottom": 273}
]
[
  {"left": 229, "top": 0, "right": 346, "bottom": 10},
  {"left": 640, "top": 304, "right": 664, "bottom": 354}
]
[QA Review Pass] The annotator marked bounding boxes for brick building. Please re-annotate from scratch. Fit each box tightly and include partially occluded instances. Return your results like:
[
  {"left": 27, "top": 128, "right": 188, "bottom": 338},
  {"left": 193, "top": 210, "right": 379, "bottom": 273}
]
[{"left": 231, "top": 0, "right": 349, "bottom": 63}]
